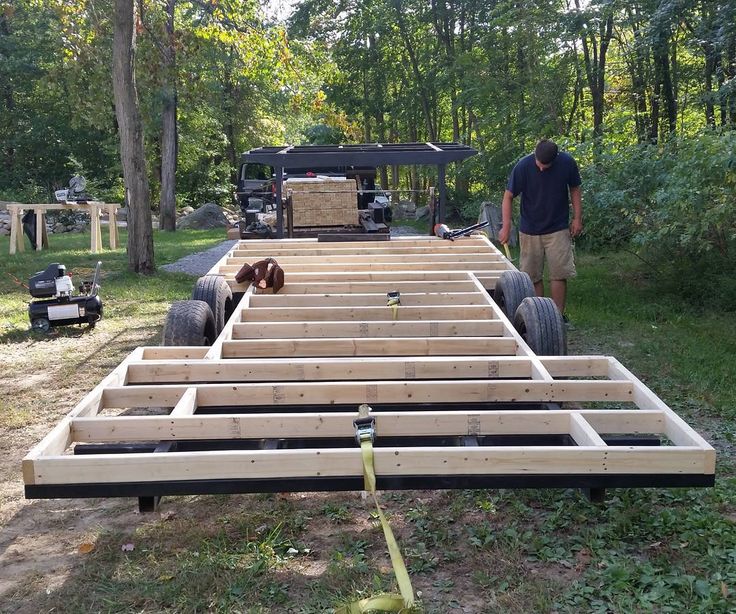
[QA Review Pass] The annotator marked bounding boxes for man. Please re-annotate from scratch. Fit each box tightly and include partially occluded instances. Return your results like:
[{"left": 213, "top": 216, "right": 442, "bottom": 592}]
[{"left": 498, "top": 139, "right": 583, "bottom": 316}]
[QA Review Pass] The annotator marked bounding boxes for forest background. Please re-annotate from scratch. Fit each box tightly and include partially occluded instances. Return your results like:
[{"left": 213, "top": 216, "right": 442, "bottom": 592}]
[{"left": 1, "top": 0, "right": 735, "bottom": 302}]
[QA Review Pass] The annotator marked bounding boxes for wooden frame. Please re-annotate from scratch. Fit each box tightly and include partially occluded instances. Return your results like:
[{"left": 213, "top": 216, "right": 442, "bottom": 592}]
[
  {"left": 23, "top": 235, "right": 715, "bottom": 498},
  {"left": 7, "top": 202, "right": 119, "bottom": 255}
]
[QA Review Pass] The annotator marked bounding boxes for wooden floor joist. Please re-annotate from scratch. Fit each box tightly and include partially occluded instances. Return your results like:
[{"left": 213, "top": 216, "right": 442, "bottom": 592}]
[{"left": 23, "top": 235, "right": 715, "bottom": 498}]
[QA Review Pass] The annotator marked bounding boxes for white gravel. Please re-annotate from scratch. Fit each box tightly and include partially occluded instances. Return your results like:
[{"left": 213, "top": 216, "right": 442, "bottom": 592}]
[{"left": 160, "top": 240, "right": 238, "bottom": 276}]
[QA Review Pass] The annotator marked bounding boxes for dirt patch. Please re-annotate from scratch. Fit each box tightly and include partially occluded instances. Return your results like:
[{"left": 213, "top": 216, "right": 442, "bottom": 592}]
[{"left": 0, "top": 311, "right": 164, "bottom": 604}]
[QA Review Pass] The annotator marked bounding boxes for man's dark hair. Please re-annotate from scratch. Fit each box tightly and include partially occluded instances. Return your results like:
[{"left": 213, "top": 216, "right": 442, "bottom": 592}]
[{"left": 534, "top": 139, "right": 559, "bottom": 165}]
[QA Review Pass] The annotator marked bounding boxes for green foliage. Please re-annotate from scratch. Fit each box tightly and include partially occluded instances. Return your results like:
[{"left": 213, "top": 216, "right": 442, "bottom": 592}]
[{"left": 568, "top": 131, "right": 736, "bottom": 307}]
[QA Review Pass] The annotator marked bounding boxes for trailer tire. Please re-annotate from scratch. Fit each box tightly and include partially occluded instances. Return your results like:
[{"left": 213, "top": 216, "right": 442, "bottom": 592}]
[
  {"left": 513, "top": 297, "right": 567, "bottom": 356},
  {"left": 494, "top": 270, "right": 535, "bottom": 320},
  {"left": 192, "top": 275, "right": 233, "bottom": 336},
  {"left": 162, "top": 300, "right": 216, "bottom": 346}
]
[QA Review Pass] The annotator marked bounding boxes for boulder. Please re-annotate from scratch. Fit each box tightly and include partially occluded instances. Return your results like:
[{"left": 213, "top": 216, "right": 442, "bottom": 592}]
[
  {"left": 415, "top": 205, "right": 430, "bottom": 221},
  {"left": 181, "top": 206, "right": 195, "bottom": 215},
  {"left": 177, "top": 203, "right": 230, "bottom": 230}
]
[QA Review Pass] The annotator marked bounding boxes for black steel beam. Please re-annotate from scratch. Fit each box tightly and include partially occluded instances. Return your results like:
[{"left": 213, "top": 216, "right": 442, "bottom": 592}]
[
  {"left": 25, "top": 473, "right": 715, "bottom": 500},
  {"left": 193, "top": 401, "right": 560, "bottom": 414}
]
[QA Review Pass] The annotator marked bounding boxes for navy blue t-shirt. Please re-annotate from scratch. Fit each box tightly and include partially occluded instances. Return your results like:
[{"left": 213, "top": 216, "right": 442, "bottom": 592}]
[{"left": 506, "top": 152, "right": 581, "bottom": 235}]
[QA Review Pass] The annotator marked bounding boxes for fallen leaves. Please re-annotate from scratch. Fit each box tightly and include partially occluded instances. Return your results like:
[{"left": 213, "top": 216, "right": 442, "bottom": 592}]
[{"left": 78, "top": 542, "right": 94, "bottom": 554}]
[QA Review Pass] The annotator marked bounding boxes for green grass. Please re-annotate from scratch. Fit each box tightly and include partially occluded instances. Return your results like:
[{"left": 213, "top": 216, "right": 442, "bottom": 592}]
[
  {"left": 569, "top": 252, "right": 736, "bottom": 420},
  {"left": 3, "top": 244, "right": 736, "bottom": 613}
]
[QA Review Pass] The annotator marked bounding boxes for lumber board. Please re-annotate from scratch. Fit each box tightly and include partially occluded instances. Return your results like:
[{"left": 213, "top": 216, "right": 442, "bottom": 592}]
[
  {"left": 258, "top": 281, "right": 480, "bottom": 294},
  {"left": 232, "top": 237, "right": 489, "bottom": 250},
  {"left": 231, "top": 245, "right": 494, "bottom": 257},
  {"left": 231, "top": 320, "right": 505, "bottom": 339},
  {"left": 217, "top": 262, "right": 507, "bottom": 273},
  {"left": 240, "top": 305, "right": 495, "bottom": 322},
  {"left": 169, "top": 388, "right": 198, "bottom": 416},
  {"left": 125, "top": 357, "right": 535, "bottom": 384},
  {"left": 141, "top": 347, "right": 210, "bottom": 360},
  {"left": 226, "top": 253, "right": 505, "bottom": 265},
  {"left": 569, "top": 414, "right": 607, "bottom": 446},
  {"left": 29, "top": 447, "right": 711, "bottom": 485},
  {"left": 539, "top": 356, "right": 611, "bottom": 378},
  {"left": 221, "top": 337, "right": 519, "bottom": 357},
  {"left": 100, "top": 380, "right": 635, "bottom": 409},
  {"left": 248, "top": 292, "right": 487, "bottom": 307},
  {"left": 70, "top": 410, "right": 669, "bottom": 443}
]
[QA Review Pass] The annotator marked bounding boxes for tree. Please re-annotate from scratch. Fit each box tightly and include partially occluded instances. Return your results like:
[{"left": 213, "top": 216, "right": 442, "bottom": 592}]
[
  {"left": 112, "top": 0, "right": 155, "bottom": 273},
  {"left": 159, "top": 0, "right": 178, "bottom": 231}
]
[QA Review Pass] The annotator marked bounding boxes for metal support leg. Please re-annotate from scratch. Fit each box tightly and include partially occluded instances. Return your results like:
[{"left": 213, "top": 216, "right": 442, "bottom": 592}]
[
  {"left": 137, "top": 441, "right": 176, "bottom": 513},
  {"left": 582, "top": 487, "right": 606, "bottom": 504}
]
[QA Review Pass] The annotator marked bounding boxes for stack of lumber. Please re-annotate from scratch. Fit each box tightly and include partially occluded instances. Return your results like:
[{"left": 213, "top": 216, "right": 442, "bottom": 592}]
[{"left": 286, "top": 177, "right": 358, "bottom": 227}]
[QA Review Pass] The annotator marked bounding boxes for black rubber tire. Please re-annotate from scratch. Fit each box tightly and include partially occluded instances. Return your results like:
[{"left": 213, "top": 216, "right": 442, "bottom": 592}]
[
  {"left": 162, "top": 300, "right": 216, "bottom": 346},
  {"left": 192, "top": 275, "right": 233, "bottom": 336},
  {"left": 513, "top": 297, "right": 567, "bottom": 356},
  {"left": 494, "top": 270, "right": 535, "bottom": 320}
]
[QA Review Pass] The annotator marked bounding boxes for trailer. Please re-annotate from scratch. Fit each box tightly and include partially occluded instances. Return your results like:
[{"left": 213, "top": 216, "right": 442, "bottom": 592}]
[{"left": 23, "top": 234, "right": 715, "bottom": 511}]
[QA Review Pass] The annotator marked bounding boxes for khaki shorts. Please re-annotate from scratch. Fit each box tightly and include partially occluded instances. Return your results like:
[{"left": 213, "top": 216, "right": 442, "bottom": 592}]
[{"left": 519, "top": 229, "right": 576, "bottom": 283}]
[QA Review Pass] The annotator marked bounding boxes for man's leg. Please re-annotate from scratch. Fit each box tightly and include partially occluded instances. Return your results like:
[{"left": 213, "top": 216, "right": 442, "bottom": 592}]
[
  {"left": 519, "top": 232, "right": 544, "bottom": 293},
  {"left": 550, "top": 279, "right": 566, "bottom": 314},
  {"left": 543, "top": 229, "right": 576, "bottom": 315}
]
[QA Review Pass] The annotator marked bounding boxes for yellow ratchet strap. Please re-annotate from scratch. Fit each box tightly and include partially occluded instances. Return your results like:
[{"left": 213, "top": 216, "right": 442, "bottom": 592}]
[
  {"left": 503, "top": 243, "right": 512, "bottom": 261},
  {"left": 386, "top": 292, "right": 401, "bottom": 321},
  {"left": 338, "top": 404, "right": 414, "bottom": 613}
]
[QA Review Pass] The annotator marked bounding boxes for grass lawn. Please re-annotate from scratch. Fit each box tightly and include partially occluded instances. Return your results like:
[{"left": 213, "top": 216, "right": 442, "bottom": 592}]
[{"left": 1, "top": 237, "right": 735, "bottom": 613}]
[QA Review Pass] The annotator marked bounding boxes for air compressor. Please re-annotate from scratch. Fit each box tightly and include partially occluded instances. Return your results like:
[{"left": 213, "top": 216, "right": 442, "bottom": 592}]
[{"left": 28, "top": 261, "right": 103, "bottom": 333}]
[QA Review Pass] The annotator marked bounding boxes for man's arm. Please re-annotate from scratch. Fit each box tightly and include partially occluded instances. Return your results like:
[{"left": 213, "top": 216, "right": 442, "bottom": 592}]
[
  {"left": 499, "top": 189, "right": 514, "bottom": 245},
  {"left": 569, "top": 185, "right": 583, "bottom": 237}
]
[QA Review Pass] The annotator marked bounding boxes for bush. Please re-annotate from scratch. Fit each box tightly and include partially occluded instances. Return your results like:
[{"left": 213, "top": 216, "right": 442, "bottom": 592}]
[
  {"left": 567, "top": 131, "right": 736, "bottom": 310},
  {"left": 570, "top": 131, "right": 736, "bottom": 258}
]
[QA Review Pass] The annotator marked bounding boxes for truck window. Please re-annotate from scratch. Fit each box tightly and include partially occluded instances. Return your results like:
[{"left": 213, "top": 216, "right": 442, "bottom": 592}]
[{"left": 241, "top": 164, "right": 272, "bottom": 181}]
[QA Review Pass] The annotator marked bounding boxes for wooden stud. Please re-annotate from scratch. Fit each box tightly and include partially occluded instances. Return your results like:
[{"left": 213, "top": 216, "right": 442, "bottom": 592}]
[
  {"left": 248, "top": 292, "right": 487, "bottom": 307},
  {"left": 35, "top": 210, "right": 44, "bottom": 252},
  {"left": 221, "top": 336, "right": 519, "bottom": 358},
  {"left": 101, "top": 379, "right": 635, "bottom": 409},
  {"left": 241, "top": 305, "right": 494, "bottom": 322},
  {"left": 70, "top": 409, "right": 663, "bottom": 443},
  {"left": 125, "top": 356, "right": 534, "bottom": 384},
  {"left": 232, "top": 320, "right": 504, "bottom": 339},
  {"left": 30, "top": 447, "right": 710, "bottom": 485}
]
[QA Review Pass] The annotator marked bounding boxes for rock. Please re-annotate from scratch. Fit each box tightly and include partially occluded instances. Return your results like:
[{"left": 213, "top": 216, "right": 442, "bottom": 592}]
[
  {"left": 181, "top": 206, "right": 194, "bottom": 215},
  {"left": 177, "top": 203, "right": 230, "bottom": 230},
  {"left": 415, "top": 205, "right": 430, "bottom": 221},
  {"left": 117, "top": 207, "right": 128, "bottom": 221},
  {"left": 0, "top": 227, "right": 9, "bottom": 236}
]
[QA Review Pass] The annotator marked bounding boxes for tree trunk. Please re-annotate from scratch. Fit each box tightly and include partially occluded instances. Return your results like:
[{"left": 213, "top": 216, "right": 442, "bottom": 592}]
[
  {"left": 112, "top": 0, "right": 155, "bottom": 273},
  {"left": 575, "top": 0, "right": 613, "bottom": 141},
  {"left": 0, "top": 13, "right": 14, "bottom": 176},
  {"left": 704, "top": 43, "right": 716, "bottom": 128},
  {"left": 159, "top": 0, "right": 177, "bottom": 231},
  {"left": 658, "top": 41, "right": 677, "bottom": 135},
  {"left": 393, "top": 0, "right": 436, "bottom": 141}
]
